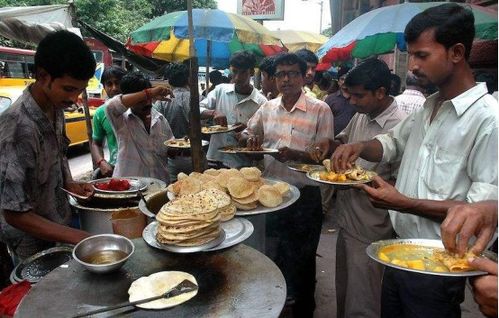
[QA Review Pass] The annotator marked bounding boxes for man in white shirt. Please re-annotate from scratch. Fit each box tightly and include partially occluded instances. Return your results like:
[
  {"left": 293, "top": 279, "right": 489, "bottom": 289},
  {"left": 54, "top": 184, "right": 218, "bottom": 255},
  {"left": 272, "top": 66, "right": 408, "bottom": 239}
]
[
  {"left": 106, "top": 72, "right": 174, "bottom": 183},
  {"left": 200, "top": 51, "right": 267, "bottom": 168},
  {"left": 395, "top": 71, "right": 426, "bottom": 114},
  {"left": 329, "top": 4, "right": 497, "bottom": 317}
]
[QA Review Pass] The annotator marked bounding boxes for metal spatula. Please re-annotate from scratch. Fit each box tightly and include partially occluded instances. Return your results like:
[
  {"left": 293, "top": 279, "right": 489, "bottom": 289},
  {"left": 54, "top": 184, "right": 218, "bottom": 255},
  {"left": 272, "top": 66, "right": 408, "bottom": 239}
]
[{"left": 72, "top": 279, "right": 198, "bottom": 317}]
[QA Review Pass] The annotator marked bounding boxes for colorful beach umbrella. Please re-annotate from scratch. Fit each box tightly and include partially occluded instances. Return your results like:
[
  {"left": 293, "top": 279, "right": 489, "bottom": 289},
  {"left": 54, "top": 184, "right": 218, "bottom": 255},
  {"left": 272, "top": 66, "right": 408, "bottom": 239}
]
[
  {"left": 127, "top": 9, "right": 285, "bottom": 69},
  {"left": 271, "top": 30, "right": 328, "bottom": 52},
  {"left": 317, "top": 2, "right": 498, "bottom": 63}
]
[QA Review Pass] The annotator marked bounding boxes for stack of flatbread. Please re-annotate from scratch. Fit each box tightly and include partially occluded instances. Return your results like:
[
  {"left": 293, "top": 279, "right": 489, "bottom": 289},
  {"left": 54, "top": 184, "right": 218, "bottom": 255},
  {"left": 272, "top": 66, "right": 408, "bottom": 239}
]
[
  {"left": 156, "top": 189, "right": 231, "bottom": 246},
  {"left": 167, "top": 167, "right": 290, "bottom": 211}
]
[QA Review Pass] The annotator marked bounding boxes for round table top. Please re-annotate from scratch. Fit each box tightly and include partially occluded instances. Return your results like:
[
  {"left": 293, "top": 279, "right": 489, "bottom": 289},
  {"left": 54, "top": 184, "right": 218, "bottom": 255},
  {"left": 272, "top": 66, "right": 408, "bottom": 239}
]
[{"left": 15, "top": 241, "right": 286, "bottom": 318}]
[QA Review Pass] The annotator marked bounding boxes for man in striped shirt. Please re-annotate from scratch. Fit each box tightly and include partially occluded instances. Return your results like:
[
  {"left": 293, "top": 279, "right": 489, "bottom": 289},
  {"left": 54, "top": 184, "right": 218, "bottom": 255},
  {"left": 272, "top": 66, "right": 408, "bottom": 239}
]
[{"left": 242, "top": 53, "right": 334, "bottom": 317}]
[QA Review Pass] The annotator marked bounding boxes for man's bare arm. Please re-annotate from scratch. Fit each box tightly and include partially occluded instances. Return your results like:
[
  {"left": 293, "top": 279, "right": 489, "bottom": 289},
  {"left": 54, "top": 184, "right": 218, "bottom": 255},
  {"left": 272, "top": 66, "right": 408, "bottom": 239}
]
[{"left": 4, "top": 210, "right": 90, "bottom": 245}]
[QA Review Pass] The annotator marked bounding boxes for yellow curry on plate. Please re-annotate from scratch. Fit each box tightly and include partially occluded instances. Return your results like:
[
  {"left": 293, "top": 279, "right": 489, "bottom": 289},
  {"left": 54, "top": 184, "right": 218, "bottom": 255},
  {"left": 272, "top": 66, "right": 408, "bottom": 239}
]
[{"left": 378, "top": 244, "right": 475, "bottom": 273}]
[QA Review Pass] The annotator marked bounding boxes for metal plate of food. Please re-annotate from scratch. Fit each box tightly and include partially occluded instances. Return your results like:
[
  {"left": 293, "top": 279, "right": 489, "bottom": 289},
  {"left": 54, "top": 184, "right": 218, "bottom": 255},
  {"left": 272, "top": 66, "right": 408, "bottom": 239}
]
[
  {"left": 287, "top": 162, "right": 324, "bottom": 173},
  {"left": 218, "top": 146, "right": 279, "bottom": 154},
  {"left": 306, "top": 169, "right": 376, "bottom": 187},
  {"left": 205, "top": 218, "right": 254, "bottom": 251},
  {"left": 90, "top": 177, "right": 147, "bottom": 195},
  {"left": 11, "top": 246, "right": 73, "bottom": 284},
  {"left": 142, "top": 221, "right": 226, "bottom": 253},
  {"left": 235, "top": 178, "right": 301, "bottom": 216},
  {"left": 165, "top": 138, "right": 209, "bottom": 149},
  {"left": 201, "top": 124, "right": 238, "bottom": 134},
  {"left": 366, "top": 238, "right": 498, "bottom": 277}
]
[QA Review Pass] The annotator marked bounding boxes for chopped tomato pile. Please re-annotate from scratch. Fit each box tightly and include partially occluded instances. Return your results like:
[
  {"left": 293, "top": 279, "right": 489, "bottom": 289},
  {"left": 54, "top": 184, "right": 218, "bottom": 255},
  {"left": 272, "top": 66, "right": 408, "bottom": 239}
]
[{"left": 94, "top": 179, "right": 131, "bottom": 191}]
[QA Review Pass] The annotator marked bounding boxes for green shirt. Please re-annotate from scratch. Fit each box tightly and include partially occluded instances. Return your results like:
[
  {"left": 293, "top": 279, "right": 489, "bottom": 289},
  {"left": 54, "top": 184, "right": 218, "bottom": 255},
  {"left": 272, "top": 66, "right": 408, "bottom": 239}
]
[{"left": 92, "top": 104, "right": 118, "bottom": 165}]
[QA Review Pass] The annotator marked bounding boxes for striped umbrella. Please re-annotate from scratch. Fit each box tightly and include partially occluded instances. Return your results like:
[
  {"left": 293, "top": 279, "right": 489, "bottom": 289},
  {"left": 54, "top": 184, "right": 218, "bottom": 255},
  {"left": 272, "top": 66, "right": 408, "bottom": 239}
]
[
  {"left": 271, "top": 30, "right": 328, "bottom": 52},
  {"left": 127, "top": 9, "right": 285, "bottom": 69},
  {"left": 317, "top": 2, "right": 498, "bottom": 63}
]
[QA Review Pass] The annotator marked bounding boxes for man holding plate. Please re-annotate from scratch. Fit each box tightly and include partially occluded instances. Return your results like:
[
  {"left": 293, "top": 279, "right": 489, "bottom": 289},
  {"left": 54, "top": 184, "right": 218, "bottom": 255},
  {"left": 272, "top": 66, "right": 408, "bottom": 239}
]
[
  {"left": 312, "top": 58, "right": 407, "bottom": 318},
  {"left": 330, "top": 4, "right": 498, "bottom": 317},
  {"left": 241, "top": 52, "right": 334, "bottom": 317}
]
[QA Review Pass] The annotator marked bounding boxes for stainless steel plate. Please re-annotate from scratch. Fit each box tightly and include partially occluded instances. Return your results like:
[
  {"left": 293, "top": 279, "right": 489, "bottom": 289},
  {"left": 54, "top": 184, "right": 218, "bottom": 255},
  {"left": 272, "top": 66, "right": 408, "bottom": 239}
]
[
  {"left": 235, "top": 178, "right": 301, "bottom": 216},
  {"left": 287, "top": 162, "right": 324, "bottom": 173},
  {"left": 201, "top": 124, "right": 238, "bottom": 135},
  {"left": 218, "top": 147, "right": 279, "bottom": 154},
  {"left": 165, "top": 139, "right": 209, "bottom": 148},
  {"left": 167, "top": 179, "right": 301, "bottom": 216},
  {"left": 306, "top": 169, "right": 375, "bottom": 187},
  {"left": 11, "top": 246, "right": 73, "bottom": 283},
  {"left": 205, "top": 218, "right": 254, "bottom": 251},
  {"left": 142, "top": 221, "right": 226, "bottom": 253},
  {"left": 90, "top": 177, "right": 147, "bottom": 195},
  {"left": 366, "top": 238, "right": 498, "bottom": 277}
]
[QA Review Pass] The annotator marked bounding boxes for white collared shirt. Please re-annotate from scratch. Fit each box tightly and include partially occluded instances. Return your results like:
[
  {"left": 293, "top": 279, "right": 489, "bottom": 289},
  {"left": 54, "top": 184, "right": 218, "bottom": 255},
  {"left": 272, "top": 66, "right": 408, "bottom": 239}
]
[
  {"left": 376, "top": 83, "right": 498, "bottom": 239},
  {"left": 106, "top": 95, "right": 174, "bottom": 183},
  {"left": 200, "top": 83, "right": 267, "bottom": 168}
]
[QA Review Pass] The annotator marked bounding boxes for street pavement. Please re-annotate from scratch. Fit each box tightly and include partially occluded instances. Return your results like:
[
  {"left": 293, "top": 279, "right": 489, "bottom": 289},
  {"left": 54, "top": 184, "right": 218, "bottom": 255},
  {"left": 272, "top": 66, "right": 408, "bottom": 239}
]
[{"left": 68, "top": 147, "right": 484, "bottom": 318}]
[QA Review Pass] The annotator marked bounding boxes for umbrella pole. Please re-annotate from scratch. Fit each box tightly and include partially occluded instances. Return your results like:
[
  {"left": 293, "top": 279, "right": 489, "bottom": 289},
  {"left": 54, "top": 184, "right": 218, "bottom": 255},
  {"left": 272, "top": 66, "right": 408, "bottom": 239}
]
[
  {"left": 187, "top": 0, "right": 204, "bottom": 172},
  {"left": 206, "top": 40, "right": 211, "bottom": 93}
]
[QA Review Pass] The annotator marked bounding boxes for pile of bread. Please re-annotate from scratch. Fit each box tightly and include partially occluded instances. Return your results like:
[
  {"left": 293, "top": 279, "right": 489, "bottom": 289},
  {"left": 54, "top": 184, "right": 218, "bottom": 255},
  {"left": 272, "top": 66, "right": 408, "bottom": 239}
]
[
  {"left": 155, "top": 188, "right": 234, "bottom": 246},
  {"left": 166, "top": 167, "right": 290, "bottom": 211}
]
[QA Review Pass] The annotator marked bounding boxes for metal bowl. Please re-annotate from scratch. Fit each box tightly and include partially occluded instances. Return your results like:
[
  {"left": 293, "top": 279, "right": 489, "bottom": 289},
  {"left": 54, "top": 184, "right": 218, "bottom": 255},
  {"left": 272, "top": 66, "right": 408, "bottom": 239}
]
[{"left": 73, "top": 234, "right": 134, "bottom": 274}]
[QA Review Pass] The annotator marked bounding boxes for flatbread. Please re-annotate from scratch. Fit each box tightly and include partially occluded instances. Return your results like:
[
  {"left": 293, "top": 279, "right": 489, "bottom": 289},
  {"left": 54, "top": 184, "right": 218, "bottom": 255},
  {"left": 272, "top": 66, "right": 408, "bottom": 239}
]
[
  {"left": 227, "top": 177, "right": 254, "bottom": 199},
  {"left": 257, "top": 185, "right": 283, "bottom": 208},
  {"left": 128, "top": 271, "right": 198, "bottom": 309},
  {"left": 233, "top": 200, "right": 258, "bottom": 211},
  {"left": 240, "top": 167, "right": 261, "bottom": 182}
]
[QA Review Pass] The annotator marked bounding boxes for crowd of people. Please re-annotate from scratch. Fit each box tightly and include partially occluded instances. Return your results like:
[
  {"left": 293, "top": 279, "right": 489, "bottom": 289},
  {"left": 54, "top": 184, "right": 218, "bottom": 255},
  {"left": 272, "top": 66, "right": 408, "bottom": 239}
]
[{"left": 0, "top": 3, "right": 497, "bottom": 318}]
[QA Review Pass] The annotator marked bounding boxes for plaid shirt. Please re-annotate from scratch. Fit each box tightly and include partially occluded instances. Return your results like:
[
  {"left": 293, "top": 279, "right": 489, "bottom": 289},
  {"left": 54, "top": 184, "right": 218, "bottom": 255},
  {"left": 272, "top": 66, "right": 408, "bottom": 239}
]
[
  {"left": 0, "top": 86, "right": 71, "bottom": 259},
  {"left": 245, "top": 92, "right": 334, "bottom": 188},
  {"left": 106, "top": 96, "right": 174, "bottom": 183},
  {"left": 395, "top": 89, "right": 425, "bottom": 114}
]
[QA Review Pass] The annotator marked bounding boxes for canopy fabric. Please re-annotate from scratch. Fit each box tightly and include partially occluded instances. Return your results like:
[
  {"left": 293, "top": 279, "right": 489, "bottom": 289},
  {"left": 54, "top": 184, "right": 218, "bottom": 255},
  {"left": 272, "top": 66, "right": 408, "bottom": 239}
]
[
  {"left": 317, "top": 2, "right": 498, "bottom": 63},
  {"left": 127, "top": 9, "right": 285, "bottom": 68},
  {"left": 271, "top": 30, "right": 328, "bottom": 52},
  {"left": 0, "top": 5, "right": 75, "bottom": 44}
]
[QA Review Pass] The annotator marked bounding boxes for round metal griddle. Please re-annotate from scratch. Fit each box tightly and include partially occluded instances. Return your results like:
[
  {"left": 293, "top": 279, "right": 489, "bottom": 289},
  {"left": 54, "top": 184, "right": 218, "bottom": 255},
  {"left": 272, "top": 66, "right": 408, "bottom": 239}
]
[
  {"left": 10, "top": 246, "right": 73, "bottom": 284},
  {"left": 15, "top": 241, "right": 286, "bottom": 318}
]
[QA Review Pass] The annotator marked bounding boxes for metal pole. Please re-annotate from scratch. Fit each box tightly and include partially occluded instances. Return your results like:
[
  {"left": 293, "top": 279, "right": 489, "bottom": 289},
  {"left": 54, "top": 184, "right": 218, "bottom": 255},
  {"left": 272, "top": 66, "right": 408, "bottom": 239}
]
[
  {"left": 319, "top": 0, "right": 323, "bottom": 34},
  {"left": 187, "top": 0, "right": 204, "bottom": 172}
]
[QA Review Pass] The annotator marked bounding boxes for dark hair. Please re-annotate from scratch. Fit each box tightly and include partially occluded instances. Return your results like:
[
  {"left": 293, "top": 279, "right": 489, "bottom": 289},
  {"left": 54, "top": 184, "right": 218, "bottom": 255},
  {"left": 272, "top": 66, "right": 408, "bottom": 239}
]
[
  {"left": 273, "top": 53, "right": 307, "bottom": 76},
  {"left": 475, "top": 71, "right": 497, "bottom": 94},
  {"left": 229, "top": 51, "right": 257, "bottom": 70},
  {"left": 209, "top": 70, "right": 223, "bottom": 84},
  {"left": 259, "top": 56, "right": 277, "bottom": 77},
  {"left": 337, "top": 66, "right": 351, "bottom": 79},
  {"left": 120, "top": 71, "right": 152, "bottom": 94},
  {"left": 344, "top": 58, "right": 391, "bottom": 94},
  {"left": 165, "top": 63, "right": 189, "bottom": 87},
  {"left": 101, "top": 66, "right": 126, "bottom": 84},
  {"left": 295, "top": 48, "right": 319, "bottom": 65},
  {"left": 405, "top": 3, "right": 475, "bottom": 60},
  {"left": 390, "top": 73, "right": 402, "bottom": 96},
  {"left": 35, "top": 30, "right": 96, "bottom": 80}
]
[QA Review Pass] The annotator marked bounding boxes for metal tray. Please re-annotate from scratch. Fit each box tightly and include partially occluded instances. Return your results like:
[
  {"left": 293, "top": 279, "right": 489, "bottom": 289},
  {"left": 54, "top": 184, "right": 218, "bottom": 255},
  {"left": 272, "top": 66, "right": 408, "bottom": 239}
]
[
  {"left": 205, "top": 218, "right": 254, "bottom": 251},
  {"left": 201, "top": 124, "right": 238, "bottom": 135},
  {"left": 167, "top": 179, "right": 301, "bottom": 216},
  {"left": 287, "top": 162, "right": 324, "bottom": 173},
  {"left": 306, "top": 169, "right": 375, "bottom": 187},
  {"left": 142, "top": 221, "right": 226, "bottom": 253},
  {"left": 218, "top": 147, "right": 279, "bottom": 154},
  {"left": 10, "top": 246, "right": 73, "bottom": 284},
  {"left": 366, "top": 238, "right": 498, "bottom": 277},
  {"left": 90, "top": 177, "right": 147, "bottom": 195},
  {"left": 165, "top": 139, "right": 209, "bottom": 148},
  {"left": 235, "top": 178, "right": 300, "bottom": 216}
]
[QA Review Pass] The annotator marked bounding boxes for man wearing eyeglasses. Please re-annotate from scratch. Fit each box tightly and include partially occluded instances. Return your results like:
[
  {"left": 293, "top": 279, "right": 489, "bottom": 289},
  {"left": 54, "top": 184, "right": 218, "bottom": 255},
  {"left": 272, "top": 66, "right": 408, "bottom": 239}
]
[{"left": 241, "top": 53, "right": 334, "bottom": 317}]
